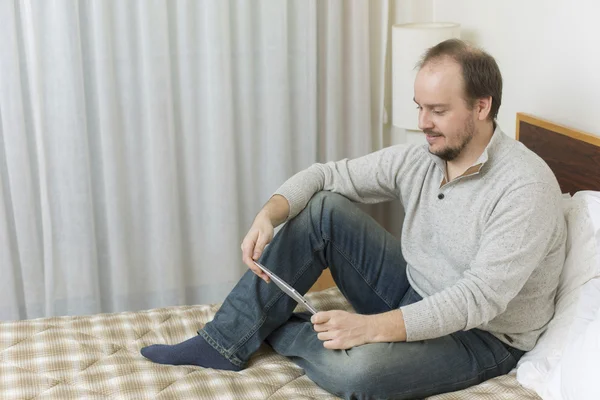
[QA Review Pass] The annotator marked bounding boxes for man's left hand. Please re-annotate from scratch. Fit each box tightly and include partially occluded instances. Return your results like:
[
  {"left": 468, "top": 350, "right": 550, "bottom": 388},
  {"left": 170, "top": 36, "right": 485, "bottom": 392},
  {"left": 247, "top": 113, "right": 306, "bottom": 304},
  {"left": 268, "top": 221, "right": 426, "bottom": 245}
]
[{"left": 311, "top": 310, "right": 372, "bottom": 350}]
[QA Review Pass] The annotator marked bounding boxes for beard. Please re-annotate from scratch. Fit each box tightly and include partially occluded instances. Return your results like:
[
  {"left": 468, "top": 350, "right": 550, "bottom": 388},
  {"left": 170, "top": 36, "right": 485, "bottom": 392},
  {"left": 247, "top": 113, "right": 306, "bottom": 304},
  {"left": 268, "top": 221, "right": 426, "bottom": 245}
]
[{"left": 425, "top": 117, "right": 475, "bottom": 161}]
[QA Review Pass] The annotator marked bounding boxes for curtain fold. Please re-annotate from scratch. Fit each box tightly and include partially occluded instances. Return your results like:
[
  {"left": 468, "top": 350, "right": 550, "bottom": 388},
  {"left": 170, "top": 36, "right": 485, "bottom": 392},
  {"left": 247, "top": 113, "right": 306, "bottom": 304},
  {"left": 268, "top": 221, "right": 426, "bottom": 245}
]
[{"left": 0, "top": 0, "right": 395, "bottom": 320}]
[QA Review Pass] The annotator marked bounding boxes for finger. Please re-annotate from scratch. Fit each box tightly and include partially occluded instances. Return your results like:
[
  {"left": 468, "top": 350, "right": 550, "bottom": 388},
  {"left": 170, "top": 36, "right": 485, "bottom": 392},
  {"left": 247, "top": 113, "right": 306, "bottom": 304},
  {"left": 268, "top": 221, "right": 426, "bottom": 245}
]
[
  {"left": 251, "top": 266, "right": 270, "bottom": 283},
  {"left": 312, "top": 322, "right": 329, "bottom": 332},
  {"left": 247, "top": 259, "right": 270, "bottom": 282},
  {"left": 254, "top": 269, "right": 271, "bottom": 283},
  {"left": 242, "top": 240, "right": 267, "bottom": 280},
  {"left": 253, "top": 232, "right": 270, "bottom": 260},
  {"left": 241, "top": 237, "right": 257, "bottom": 266},
  {"left": 241, "top": 240, "right": 269, "bottom": 282},
  {"left": 311, "top": 312, "right": 330, "bottom": 324},
  {"left": 317, "top": 331, "right": 334, "bottom": 342}
]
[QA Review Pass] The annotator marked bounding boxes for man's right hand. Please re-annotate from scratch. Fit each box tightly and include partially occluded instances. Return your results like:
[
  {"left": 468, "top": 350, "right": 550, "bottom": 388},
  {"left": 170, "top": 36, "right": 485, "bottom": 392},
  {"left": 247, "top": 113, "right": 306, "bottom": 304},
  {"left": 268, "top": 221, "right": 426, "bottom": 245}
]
[
  {"left": 241, "top": 194, "right": 290, "bottom": 282},
  {"left": 241, "top": 211, "right": 275, "bottom": 282}
]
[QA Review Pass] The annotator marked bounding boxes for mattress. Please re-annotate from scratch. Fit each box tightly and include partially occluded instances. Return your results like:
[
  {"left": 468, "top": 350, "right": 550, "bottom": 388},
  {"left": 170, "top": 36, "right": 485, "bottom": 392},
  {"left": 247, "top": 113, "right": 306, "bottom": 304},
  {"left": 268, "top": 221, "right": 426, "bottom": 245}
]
[{"left": 0, "top": 287, "right": 541, "bottom": 399}]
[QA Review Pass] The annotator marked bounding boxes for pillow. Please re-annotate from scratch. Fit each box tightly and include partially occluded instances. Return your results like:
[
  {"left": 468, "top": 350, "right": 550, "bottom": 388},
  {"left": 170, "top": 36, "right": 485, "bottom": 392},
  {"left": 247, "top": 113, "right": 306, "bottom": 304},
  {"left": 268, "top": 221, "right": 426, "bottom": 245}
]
[
  {"left": 556, "top": 192, "right": 600, "bottom": 297},
  {"left": 516, "top": 191, "right": 600, "bottom": 399},
  {"left": 560, "top": 278, "right": 600, "bottom": 400},
  {"left": 559, "top": 192, "right": 600, "bottom": 400}
]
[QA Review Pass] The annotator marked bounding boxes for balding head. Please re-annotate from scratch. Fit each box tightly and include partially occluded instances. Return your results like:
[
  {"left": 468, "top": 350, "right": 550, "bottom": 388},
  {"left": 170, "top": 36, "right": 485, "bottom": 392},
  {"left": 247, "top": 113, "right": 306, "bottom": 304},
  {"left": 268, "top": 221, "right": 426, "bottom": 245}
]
[{"left": 417, "top": 39, "right": 502, "bottom": 121}]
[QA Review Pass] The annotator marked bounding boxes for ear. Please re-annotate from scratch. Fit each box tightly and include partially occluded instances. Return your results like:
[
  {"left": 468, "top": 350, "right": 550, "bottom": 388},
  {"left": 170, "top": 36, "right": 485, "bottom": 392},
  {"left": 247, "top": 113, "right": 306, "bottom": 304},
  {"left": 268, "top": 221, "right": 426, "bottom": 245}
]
[{"left": 475, "top": 96, "right": 493, "bottom": 121}]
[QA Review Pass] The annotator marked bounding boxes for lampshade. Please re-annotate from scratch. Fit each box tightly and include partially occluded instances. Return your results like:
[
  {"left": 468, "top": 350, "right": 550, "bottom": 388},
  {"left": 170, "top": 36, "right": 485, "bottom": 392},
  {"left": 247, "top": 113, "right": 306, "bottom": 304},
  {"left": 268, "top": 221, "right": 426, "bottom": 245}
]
[{"left": 392, "top": 22, "right": 460, "bottom": 131}]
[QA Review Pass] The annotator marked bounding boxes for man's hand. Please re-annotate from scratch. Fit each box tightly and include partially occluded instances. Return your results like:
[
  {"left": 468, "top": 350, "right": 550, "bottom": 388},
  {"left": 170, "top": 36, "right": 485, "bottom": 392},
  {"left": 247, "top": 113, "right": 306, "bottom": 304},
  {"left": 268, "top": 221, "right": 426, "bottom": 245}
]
[
  {"left": 311, "top": 310, "right": 372, "bottom": 350},
  {"left": 241, "top": 212, "right": 274, "bottom": 282},
  {"left": 240, "top": 195, "right": 290, "bottom": 283},
  {"left": 312, "top": 309, "right": 407, "bottom": 349}
]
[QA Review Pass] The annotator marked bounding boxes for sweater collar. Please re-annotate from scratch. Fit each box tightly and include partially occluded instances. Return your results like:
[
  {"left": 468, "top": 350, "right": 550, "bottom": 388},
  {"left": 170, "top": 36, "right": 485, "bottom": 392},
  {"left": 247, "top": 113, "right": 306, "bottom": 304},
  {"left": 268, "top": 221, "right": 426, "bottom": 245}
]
[{"left": 426, "top": 123, "right": 511, "bottom": 185}]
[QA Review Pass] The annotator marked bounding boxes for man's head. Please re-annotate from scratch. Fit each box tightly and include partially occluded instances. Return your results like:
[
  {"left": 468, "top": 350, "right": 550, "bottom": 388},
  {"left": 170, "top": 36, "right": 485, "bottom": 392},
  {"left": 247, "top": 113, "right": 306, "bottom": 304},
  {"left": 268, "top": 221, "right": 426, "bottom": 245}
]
[{"left": 413, "top": 39, "right": 502, "bottom": 162}]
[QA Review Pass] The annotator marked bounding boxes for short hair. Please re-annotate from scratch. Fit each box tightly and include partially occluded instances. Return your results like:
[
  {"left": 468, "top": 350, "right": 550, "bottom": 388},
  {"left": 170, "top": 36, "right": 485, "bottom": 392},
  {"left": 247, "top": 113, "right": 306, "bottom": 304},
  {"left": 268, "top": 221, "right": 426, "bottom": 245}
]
[{"left": 417, "top": 39, "right": 502, "bottom": 121}]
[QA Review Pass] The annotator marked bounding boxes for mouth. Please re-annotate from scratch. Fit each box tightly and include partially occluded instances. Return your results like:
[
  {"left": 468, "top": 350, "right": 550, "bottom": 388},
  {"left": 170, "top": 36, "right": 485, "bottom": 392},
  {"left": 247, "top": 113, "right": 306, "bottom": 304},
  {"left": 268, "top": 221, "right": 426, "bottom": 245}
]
[{"left": 425, "top": 133, "right": 443, "bottom": 145}]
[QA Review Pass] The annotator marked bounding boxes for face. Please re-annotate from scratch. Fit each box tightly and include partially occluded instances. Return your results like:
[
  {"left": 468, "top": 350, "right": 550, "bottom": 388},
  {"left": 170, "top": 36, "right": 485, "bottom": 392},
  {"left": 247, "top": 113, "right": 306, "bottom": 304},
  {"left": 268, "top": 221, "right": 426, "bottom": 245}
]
[{"left": 413, "top": 59, "right": 477, "bottom": 162}]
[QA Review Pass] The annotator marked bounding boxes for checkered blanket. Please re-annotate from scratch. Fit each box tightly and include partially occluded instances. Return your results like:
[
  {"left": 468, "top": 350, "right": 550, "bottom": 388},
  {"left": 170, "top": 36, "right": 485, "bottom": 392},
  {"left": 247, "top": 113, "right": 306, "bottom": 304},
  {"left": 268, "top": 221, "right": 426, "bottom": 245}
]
[{"left": 0, "top": 287, "right": 540, "bottom": 399}]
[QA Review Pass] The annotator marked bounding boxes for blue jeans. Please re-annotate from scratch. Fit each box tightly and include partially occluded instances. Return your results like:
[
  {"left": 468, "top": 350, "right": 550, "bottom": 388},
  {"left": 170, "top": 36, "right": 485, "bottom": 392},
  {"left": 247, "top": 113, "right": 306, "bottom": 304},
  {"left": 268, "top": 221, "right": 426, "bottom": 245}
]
[{"left": 200, "top": 192, "right": 524, "bottom": 399}]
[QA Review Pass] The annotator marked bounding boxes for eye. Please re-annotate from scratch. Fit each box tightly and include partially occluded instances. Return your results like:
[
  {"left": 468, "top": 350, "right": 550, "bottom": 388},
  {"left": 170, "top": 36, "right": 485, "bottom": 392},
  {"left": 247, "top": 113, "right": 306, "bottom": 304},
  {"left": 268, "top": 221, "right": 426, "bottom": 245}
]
[
  {"left": 433, "top": 110, "right": 446, "bottom": 116},
  {"left": 415, "top": 106, "right": 423, "bottom": 111}
]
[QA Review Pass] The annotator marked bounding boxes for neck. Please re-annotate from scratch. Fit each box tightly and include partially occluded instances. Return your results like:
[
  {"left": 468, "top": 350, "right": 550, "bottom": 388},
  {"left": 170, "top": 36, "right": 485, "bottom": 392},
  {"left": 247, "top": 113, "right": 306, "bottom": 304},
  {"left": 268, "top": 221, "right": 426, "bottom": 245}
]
[{"left": 447, "top": 121, "right": 495, "bottom": 179}]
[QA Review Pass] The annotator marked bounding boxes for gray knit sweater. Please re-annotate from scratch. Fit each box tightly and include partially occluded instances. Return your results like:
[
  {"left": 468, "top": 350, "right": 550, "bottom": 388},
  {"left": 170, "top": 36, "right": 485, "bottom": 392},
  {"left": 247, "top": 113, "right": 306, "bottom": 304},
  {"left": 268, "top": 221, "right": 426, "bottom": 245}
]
[{"left": 274, "top": 126, "right": 566, "bottom": 351}]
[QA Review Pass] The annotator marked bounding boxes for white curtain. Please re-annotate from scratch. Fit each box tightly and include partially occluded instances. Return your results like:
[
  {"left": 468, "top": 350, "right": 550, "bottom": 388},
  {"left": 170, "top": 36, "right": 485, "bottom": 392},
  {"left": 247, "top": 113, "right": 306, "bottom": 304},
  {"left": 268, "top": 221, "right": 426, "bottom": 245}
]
[{"left": 0, "top": 0, "right": 394, "bottom": 320}]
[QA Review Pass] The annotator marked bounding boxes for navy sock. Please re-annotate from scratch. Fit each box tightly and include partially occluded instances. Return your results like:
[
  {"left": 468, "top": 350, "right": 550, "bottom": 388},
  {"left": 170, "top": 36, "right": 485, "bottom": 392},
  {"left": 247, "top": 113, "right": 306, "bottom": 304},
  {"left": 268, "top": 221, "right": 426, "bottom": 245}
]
[{"left": 141, "top": 334, "right": 242, "bottom": 371}]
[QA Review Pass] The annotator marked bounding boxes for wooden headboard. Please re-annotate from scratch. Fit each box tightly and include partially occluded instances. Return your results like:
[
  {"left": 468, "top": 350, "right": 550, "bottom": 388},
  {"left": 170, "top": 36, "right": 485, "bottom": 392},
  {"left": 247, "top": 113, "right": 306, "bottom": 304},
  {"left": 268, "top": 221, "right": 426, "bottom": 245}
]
[{"left": 516, "top": 113, "right": 600, "bottom": 194}]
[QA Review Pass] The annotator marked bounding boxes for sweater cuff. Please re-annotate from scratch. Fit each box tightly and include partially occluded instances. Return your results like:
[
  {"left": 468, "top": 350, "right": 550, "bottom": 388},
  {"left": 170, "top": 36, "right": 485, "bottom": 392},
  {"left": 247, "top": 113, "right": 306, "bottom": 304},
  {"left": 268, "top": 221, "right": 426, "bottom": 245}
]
[
  {"left": 273, "top": 185, "right": 309, "bottom": 221},
  {"left": 401, "top": 298, "right": 445, "bottom": 342}
]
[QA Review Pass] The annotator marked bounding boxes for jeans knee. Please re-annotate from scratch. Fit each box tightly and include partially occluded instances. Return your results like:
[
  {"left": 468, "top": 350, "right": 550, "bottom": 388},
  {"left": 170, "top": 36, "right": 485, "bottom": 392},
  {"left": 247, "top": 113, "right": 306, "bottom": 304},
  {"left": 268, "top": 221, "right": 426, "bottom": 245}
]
[
  {"left": 317, "top": 370, "right": 381, "bottom": 400},
  {"left": 309, "top": 191, "right": 349, "bottom": 208},
  {"left": 306, "top": 191, "right": 353, "bottom": 224},
  {"left": 309, "top": 349, "right": 388, "bottom": 400}
]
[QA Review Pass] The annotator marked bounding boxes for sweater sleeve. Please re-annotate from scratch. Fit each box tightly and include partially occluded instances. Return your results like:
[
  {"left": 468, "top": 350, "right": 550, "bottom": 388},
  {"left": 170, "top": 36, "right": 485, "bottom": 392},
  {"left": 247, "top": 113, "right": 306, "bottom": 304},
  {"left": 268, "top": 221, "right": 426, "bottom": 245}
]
[
  {"left": 274, "top": 145, "right": 412, "bottom": 220},
  {"left": 400, "top": 182, "right": 565, "bottom": 342}
]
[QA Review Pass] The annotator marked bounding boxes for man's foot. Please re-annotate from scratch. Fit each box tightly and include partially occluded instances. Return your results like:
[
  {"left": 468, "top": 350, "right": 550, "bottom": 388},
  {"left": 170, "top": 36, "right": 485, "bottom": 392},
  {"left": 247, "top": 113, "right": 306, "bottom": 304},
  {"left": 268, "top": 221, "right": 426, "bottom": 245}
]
[{"left": 141, "top": 334, "right": 242, "bottom": 371}]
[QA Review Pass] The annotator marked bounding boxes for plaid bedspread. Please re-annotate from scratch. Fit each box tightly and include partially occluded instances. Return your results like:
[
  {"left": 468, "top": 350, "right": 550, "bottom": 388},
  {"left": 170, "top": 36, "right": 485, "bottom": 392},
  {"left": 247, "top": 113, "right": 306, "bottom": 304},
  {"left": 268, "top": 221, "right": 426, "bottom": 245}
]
[{"left": 0, "top": 287, "right": 540, "bottom": 399}]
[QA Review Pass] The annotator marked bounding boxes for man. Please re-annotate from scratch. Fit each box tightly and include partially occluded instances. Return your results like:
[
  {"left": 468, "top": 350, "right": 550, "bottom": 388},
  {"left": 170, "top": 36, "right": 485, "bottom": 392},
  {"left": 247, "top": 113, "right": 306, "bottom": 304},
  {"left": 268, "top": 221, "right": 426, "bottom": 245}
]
[{"left": 142, "top": 39, "right": 566, "bottom": 399}]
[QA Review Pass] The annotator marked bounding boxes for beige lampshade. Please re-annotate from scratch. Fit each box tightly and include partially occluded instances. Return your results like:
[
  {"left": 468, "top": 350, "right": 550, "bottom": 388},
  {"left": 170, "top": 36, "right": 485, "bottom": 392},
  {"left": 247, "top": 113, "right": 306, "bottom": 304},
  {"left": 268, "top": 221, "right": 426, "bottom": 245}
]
[{"left": 392, "top": 22, "right": 460, "bottom": 131}]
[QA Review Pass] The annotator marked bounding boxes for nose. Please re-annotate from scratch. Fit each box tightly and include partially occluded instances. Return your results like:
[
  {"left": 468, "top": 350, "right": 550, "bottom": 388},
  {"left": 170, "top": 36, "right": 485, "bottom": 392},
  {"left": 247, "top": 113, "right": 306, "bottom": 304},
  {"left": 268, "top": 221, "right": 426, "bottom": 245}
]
[{"left": 418, "top": 109, "right": 434, "bottom": 131}]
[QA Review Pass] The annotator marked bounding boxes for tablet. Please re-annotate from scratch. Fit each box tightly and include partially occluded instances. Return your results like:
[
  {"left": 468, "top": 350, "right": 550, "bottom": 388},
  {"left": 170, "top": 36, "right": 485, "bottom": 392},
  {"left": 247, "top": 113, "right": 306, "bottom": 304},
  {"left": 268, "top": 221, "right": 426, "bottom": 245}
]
[{"left": 253, "top": 261, "right": 319, "bottom": 314}]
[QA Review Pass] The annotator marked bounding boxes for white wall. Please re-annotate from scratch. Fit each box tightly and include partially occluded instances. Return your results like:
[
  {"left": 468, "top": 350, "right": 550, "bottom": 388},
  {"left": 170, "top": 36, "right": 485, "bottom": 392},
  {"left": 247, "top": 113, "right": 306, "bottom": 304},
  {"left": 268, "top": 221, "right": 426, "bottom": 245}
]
[{"left": 432, "top": 0, "right": 600, "bottom": 138}]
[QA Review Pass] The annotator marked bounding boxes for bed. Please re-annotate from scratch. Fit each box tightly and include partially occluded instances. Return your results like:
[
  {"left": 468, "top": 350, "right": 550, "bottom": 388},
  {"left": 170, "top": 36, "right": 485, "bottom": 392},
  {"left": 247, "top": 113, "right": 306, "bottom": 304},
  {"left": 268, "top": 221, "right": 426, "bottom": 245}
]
[{"left": 1, "top": 113, "right": 598, "bottom": 399}]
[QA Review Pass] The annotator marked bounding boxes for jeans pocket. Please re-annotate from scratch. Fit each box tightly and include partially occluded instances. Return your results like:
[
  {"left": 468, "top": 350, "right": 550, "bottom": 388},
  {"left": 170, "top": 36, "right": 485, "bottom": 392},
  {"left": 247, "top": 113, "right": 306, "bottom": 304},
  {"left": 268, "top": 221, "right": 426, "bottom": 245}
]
[
  {"left": 460, "top": 329, "right": 519, "bottom": 379},
  {"left": 501, "top": 342, "right": 526, "bottom": 364}
]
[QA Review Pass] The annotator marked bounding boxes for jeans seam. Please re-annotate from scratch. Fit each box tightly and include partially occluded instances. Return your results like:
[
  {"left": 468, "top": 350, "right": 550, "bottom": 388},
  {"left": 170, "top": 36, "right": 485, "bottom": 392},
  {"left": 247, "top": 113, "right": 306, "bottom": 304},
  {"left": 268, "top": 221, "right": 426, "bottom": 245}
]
[
  {"left": 228, "top": 291, "right": 286, "bottom": 356},
  {"left": 200, "top": 287, "right": 287, "bottom": 366},
  {"left": 323, "top": 233, "right": 395, "bottom": 311},
  {"left": 198, "top": 329, "right": 245, "bottom": 367},
  {"left": 290, "top": 245, "right": 325, "bottom": 286},
  {"left": 459, "top": 333, "right": 513, "bottom": 374},
  {"left": 483, "top": 352, "right": 512, "bottom": 372}
]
